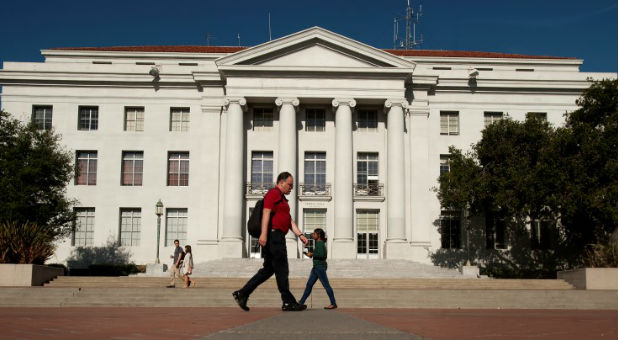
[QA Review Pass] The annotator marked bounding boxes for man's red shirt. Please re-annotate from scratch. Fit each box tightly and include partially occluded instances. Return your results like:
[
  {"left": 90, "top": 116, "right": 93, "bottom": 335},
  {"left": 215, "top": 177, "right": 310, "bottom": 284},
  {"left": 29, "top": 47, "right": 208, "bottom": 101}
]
[{"left": 263, "top": 187, "right": 291, "bottom": 234}]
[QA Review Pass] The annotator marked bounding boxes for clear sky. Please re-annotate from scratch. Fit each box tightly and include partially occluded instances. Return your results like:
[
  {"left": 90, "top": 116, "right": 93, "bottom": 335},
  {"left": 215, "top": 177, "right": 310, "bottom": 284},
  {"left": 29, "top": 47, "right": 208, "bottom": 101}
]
[{"left": 0, "top": 0, "right": 616, "bottom": 72}]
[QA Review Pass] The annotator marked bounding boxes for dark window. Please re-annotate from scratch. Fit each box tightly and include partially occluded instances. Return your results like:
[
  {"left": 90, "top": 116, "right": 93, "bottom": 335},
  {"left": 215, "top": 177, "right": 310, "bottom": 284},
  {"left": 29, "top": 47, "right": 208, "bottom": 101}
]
[
  {"left": 78, "top": 106, "right": 99, "bottom": 131},
  {"left": 32, "top": 105, "right": 52, "bottom": 130},
  {"left": 357, "top": 110, "right": 378, "bottom": 130},
  {"left": 306, "top": 109, "right": 326, "bottom": 131},
  {"left": 441, "top": 210, "right": 461, "bottom": 249}
]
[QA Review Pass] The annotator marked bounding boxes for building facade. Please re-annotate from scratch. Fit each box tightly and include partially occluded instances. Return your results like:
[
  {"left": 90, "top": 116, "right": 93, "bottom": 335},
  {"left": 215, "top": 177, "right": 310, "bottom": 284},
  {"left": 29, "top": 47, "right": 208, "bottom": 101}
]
[{"left": 0, "top": 27, "right": 612, "bottom": 265}]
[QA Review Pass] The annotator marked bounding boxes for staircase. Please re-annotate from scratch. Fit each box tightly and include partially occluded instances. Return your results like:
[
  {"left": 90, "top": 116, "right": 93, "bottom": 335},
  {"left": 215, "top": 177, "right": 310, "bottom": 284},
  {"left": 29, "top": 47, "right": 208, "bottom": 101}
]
[{"left": 3, "top": 259, "right": 615, "bottom": 310}]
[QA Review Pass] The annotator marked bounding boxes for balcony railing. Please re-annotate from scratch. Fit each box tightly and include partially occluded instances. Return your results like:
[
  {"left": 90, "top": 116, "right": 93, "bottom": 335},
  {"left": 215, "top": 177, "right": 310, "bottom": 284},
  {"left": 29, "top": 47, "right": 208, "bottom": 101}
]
[
  {"left": 299, "top": 183, "right": 331, "bottom": 196},
  {"left": 245, "top": 182, "right": 273, "bottom": 196},
  {"left": 353, "top": 183, "right": 383, "bottom": 197}
]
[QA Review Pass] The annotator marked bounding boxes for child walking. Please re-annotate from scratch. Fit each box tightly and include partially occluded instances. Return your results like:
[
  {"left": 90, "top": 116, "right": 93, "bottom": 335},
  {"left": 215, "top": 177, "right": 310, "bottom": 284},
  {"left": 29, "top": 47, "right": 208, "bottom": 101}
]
[
  {"left": 182, "top": 245, "right": 196, "bottom": 288},
  {"left": 298, "top": 228, "right": 337, "bottom": 309}
]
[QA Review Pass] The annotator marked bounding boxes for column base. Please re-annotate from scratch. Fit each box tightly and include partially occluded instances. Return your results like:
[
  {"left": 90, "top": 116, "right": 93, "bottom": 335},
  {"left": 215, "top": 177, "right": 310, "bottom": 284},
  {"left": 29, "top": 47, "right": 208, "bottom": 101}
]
[
  {"left": 332, "top": 239, "right": 357, "bottom": 259},
  {"left": 384, "top": 240, "right": 411, "bottom": 259},
  {"left": 408, "top": 241, "right": 433, "bottom": 263},
  {"left": 218, "top": 238, "right": 243, "bottom": 258}
]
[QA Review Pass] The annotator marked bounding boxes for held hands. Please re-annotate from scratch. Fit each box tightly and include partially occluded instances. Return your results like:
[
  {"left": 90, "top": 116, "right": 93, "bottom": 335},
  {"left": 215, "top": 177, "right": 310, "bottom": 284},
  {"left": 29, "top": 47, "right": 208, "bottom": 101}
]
[{"left": 299, "top": 234, "right": 308, "bottom": 245}]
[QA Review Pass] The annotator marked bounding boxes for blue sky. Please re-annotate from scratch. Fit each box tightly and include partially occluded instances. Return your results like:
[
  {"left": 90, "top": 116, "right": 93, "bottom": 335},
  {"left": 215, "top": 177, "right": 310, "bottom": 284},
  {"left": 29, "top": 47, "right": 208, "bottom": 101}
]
[{"left": 0, "top": 0, "right": 616, "bottom": 72}]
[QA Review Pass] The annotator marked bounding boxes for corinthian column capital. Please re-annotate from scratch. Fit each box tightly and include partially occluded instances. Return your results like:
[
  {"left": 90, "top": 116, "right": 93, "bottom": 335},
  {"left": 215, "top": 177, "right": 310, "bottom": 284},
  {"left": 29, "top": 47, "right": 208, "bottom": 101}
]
[
  {"left": 275, "top": 97, "right": 299, "bottom": 107},
  {"left": 332, "top": 98, "right": 356, "bottom": 108}
]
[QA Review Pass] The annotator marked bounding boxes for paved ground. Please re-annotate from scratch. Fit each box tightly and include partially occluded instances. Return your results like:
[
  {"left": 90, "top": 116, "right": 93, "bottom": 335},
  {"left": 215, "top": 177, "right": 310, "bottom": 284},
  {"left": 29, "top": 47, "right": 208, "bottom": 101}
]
[{"left": 0, "top": 307, "right": 615, "bottom": 340}]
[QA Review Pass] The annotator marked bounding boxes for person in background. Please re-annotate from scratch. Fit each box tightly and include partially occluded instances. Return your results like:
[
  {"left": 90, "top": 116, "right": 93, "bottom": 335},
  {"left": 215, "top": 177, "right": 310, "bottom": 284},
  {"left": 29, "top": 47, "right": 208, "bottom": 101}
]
[
  {"left": 182, "top": 245, "right": 195, "bottom": 288},
  {"left": 298, "top": 228, "right": 337, "bottom": 309},
  {"left": 166, "top": 239, "right": 184, "bottom": 288}
]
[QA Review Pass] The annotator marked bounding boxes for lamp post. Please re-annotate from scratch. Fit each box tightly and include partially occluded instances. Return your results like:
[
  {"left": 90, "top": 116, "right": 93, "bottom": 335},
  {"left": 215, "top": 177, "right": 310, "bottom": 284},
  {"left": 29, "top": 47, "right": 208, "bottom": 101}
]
[
  {"left": 465, "top": 202, "right": 471, "bottom": 266},
  {"left": 155, "top": 200, "right": 163, "bottom": 264}
]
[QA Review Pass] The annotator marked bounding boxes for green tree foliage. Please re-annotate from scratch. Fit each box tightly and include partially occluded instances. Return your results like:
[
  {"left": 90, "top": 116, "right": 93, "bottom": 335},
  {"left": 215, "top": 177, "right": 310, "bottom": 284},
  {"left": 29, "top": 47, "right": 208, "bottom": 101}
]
[
  {"left": 435, "top": 79, "right": 618, "bottom": 277},
  {"left": 0, "top": 110, "right": 75, "bottom": 263}
]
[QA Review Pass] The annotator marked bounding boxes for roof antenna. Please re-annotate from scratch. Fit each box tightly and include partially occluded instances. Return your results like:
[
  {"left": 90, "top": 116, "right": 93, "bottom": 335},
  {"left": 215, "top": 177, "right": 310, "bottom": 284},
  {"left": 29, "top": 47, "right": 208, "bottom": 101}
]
[
  {"left": 205, "top": 33, "right": 216, "bottom": 46},
  {"left": 268, "top": 12, "right": 272, "bottom": 41},
  {"left": 393, "top": 0, "right": 423, "bottom": 49},
  {"left": 237, "top": 33, "right": 241, "bottom": 46}
]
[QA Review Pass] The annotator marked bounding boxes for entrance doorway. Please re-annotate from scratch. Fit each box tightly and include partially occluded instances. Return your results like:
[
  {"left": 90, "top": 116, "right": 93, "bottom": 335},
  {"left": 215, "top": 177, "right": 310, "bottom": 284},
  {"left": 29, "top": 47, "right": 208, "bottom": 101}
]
[{"left": 356, "top": 210, "right": 380, "bottom": 259}]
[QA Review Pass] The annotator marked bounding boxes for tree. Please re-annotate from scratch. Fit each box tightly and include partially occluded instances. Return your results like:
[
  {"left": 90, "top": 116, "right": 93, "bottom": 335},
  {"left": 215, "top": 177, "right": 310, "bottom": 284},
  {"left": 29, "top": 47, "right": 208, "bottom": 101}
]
[
  {"left": 0, "top": 110, "right": 75, "bottom": 263},
  {"left": 550, "top": 79, "right": 618, "bottom": 266},
  {"left": 434, "top": 79, "right": 618, "bottom": 277}
]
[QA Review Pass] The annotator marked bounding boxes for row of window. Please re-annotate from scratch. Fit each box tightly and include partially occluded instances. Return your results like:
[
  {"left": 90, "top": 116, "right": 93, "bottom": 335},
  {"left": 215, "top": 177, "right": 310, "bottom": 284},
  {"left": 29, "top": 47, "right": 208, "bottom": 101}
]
[
  {"left": 247, "top": 208, "right": 380, "bottom": 257},
  {"left": 33, "top": 106, "right": 189, "bottom": 132},
  {"left": 34, "top": 105, "right": 545, "bottom": 135},
  {"left": 75, "top": 151, "right": 188, "bottom": 186},
  {"left": 74, "top": 206, "right": 380, "bottom": 256},
  {"left": 439, "top": 210, "right": 554, "bottom": 250},
  {"left": 73, "top": 207, "right": 187, "bottom": 247},
  {"left": 250, "top": 151, "right": 378, "bottom": 189},
  {"left": 439, "top": 111, "right": 548, "bottom": 135},
  {"left": 75, "top": 149, "right": 379, "bottom": 188},
  {"left": 32, "top": 105, "right": 376, "bottom": 132}
]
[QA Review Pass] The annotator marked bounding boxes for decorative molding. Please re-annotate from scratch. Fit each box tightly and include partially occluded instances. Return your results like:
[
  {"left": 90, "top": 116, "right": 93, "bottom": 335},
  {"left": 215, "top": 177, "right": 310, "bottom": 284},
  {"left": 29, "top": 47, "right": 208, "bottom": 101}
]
[
  {"left": 332, "top": 98, "right": 356, "bottom": 108},
  {"left": 275, "top": 97, "right": 299, "bottom": 107}
]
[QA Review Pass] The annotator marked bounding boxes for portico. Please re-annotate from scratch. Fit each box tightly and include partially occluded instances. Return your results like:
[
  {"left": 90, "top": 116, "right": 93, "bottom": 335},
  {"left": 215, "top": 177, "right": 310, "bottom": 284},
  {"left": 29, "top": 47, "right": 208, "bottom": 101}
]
[{"left": 216, "top": 27, "right": 418, "bottom": 259}]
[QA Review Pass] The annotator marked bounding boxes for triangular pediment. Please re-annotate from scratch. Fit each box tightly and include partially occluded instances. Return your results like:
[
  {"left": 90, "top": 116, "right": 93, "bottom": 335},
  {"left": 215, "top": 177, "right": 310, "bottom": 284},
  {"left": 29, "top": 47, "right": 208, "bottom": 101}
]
[{"left": 216, "top": 27, "right": 415, "bottom": 72}]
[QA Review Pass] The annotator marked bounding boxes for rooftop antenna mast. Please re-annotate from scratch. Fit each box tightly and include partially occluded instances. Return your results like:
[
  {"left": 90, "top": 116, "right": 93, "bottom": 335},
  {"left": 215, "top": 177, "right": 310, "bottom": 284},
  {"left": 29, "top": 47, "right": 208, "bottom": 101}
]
[
  {"left": 393, "top": 0, "right": 423, "bottom": 49},
  {"left": 205, "top": 33, "right": 216, "bottom": 46},
  {"left": 268, "top": 12, "right": 272, "bottom": 41}
]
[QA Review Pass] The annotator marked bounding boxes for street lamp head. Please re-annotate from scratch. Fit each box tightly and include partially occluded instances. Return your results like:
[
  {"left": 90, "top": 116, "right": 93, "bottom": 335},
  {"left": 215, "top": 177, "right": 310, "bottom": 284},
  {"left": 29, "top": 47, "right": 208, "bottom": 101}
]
[{"left": 155, "top": 199, "right": 164, "bottom": 216}]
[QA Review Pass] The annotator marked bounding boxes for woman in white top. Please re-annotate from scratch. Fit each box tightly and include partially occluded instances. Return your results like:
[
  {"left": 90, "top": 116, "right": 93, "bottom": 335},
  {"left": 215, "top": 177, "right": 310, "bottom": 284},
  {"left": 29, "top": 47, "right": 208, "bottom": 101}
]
[{"left": 182, "top": 245, "right": 196, "bottom": 288}]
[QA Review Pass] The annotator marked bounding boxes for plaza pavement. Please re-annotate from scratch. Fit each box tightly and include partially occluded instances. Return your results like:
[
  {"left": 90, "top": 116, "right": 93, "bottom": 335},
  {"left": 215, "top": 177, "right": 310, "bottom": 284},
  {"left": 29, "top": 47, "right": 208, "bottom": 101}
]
[{"left": 0, "top": 307, "right": 615, "bottom": 340}]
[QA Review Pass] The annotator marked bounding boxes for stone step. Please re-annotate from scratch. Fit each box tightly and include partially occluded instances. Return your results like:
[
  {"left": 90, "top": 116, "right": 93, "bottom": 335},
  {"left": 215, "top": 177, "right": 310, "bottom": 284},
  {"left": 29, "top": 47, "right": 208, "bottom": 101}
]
[
  {"left": 152, "top": 259, "right": 466, "bottom": 278},
  {"left": 45, "top": 276, "right": 575, "bottom": 290},
  {"left": 0, "top": 287, "right": 614, "bottom": 309}
]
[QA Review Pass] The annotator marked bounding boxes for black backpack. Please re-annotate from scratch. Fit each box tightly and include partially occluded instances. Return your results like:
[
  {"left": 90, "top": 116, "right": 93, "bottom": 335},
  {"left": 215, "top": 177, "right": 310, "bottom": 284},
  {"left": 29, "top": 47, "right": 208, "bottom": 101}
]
[{"left": 247, "top": 192, "right": 283, "bottom": 238}]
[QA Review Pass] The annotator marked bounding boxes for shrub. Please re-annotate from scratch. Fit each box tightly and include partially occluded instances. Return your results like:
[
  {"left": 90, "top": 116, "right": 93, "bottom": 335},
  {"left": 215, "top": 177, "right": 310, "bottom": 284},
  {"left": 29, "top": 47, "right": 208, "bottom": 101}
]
[
  {"left": 584, "top": 231, "right": 618, "bottom": 268},
  {"left": 0, "top": 221, "right": 56, "bottom": 264}
]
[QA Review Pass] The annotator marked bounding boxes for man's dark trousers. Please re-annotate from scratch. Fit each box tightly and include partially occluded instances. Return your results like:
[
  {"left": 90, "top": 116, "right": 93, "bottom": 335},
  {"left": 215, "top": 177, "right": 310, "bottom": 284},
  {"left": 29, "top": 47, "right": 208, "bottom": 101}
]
[{"left": 238, "top": 229, "right": 296, "bottom": 304}]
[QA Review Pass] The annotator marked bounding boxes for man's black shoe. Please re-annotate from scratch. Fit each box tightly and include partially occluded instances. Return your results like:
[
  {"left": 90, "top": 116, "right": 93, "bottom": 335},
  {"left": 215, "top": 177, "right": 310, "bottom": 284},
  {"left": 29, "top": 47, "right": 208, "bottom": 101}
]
[
  {"left": 282, "top": 302, "right": 307, "bottom": 311},
  {"left": 166, "top": 285, "right": 175, "bottom": 288},
  {"left": 233, "top": 291, "right": 250, "bottom": 311}
]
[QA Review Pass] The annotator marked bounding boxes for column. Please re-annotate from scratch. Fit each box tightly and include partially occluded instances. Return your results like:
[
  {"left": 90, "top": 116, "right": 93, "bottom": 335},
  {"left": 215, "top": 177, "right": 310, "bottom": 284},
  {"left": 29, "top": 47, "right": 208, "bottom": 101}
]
[
  {"left": 332, "top": 98, "right": 356, "bottom": 258},
  {"left": 385, "top": 98, "right": 410, "bottom": 259},
  {"left": 220, "top": 97, "right": 246, "bottom": 258},
  {"left": 275, "top": 97, "right": 299, "bottom": 257},
  {"left": 408, "top": 90, "right": 433, "bottom": 262}
]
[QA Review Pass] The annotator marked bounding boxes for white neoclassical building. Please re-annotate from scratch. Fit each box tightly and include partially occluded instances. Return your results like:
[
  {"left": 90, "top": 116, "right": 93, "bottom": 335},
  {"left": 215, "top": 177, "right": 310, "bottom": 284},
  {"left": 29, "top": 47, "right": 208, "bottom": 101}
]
[{"left": 0, "top": 27, "right": 614, "bottom": 265}]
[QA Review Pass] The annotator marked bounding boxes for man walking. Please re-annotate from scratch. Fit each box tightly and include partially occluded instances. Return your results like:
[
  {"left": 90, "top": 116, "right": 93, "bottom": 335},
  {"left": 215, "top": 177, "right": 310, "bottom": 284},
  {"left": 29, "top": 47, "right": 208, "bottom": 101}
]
[
  {"left": 233, "top": 172, "right": 308, "bottom": 311},
  {"left": 166, "top": 239, "right": 184, "bottom": 288}
]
